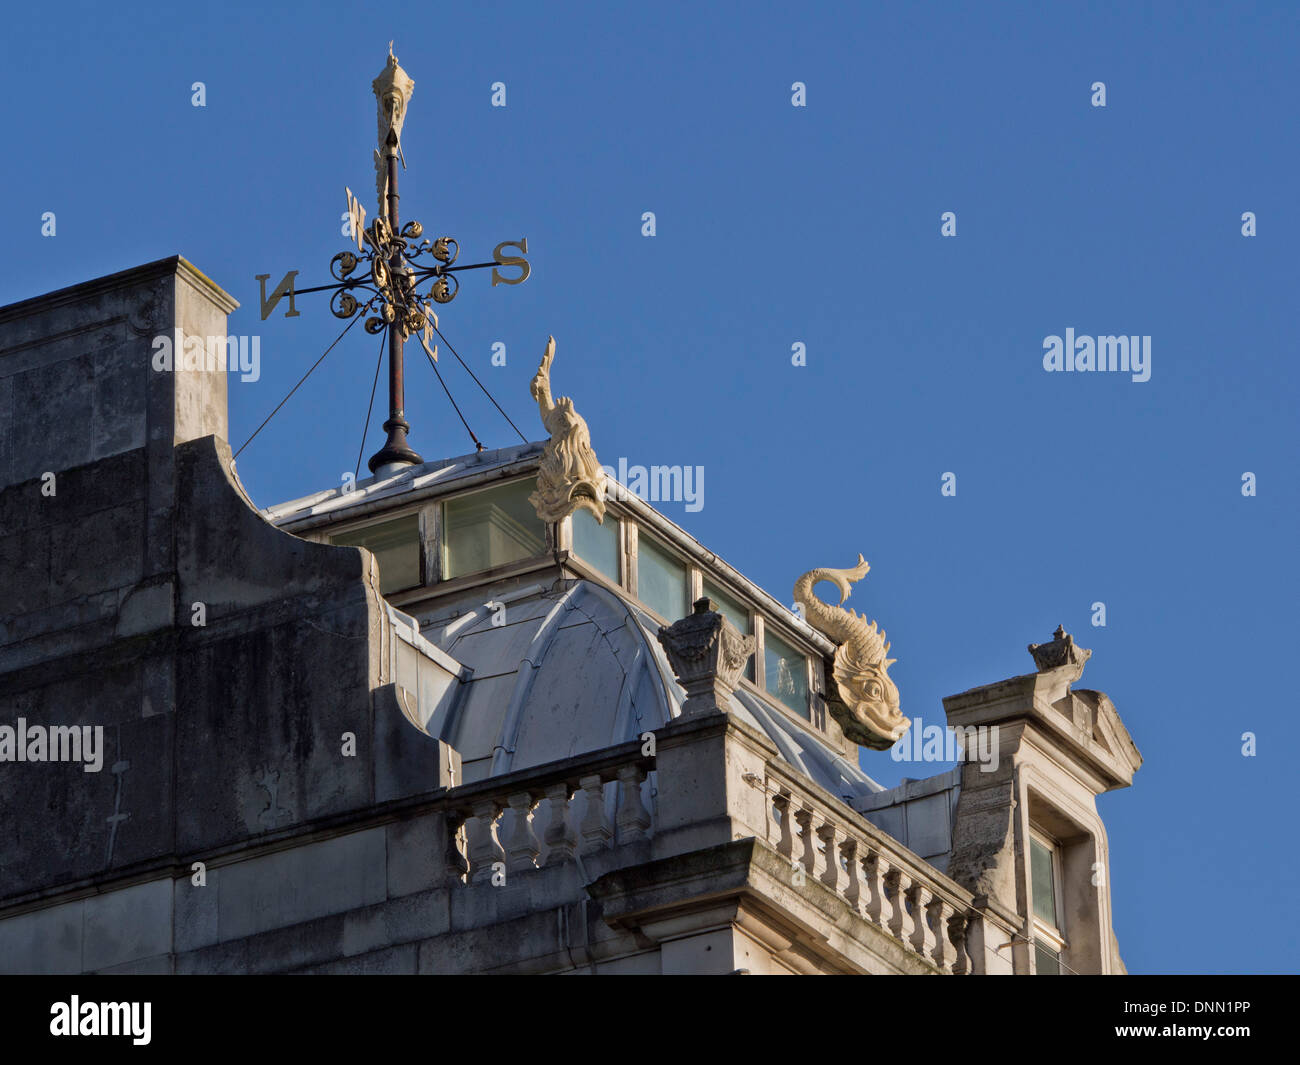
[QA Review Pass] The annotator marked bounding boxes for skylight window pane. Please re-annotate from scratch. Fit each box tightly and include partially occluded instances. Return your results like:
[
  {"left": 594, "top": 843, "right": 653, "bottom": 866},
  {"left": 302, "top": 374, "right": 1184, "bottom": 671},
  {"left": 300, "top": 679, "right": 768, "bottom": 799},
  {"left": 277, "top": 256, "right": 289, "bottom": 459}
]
[
  {"left": 703, "top": 580, "right": 754, "bottom": 681},
  {"left": 637, "top": 536, "right": 687, "bottom": 622},
  {"left": 1031, "top": 837, "right": 1058, "bottom": 926},
  {"left": 441, "top": 479, "right": 546, "bottom": 581},
  {"left": 702, "top": 581, "right": 748, "bottom": 634},
  {"left": 329, "top": 513, "right": 420, "bottom": 595},
  {"left": 572, "top": 508, "right": 620, "bottom": 584},
  {"left": 764, "top": 630, "right": 809, "bottom": 718}
]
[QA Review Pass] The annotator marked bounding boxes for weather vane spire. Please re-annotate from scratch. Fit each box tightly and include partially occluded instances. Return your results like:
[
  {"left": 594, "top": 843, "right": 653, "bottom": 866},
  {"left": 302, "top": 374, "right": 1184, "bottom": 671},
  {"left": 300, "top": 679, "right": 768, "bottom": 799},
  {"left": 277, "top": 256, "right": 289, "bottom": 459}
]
[
  {"left": 252, "top": 46, "right": 534, "bottom": 477},
  {"left": 363, "top": 44, "right": 424, "bottom": 475}
]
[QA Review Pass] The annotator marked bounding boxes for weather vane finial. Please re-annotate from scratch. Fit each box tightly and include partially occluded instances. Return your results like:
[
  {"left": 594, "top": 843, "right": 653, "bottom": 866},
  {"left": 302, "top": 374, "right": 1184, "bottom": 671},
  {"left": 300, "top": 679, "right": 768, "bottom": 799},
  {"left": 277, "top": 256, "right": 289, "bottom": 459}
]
[{"left": 252, "top": 47, "right": 534, "bottom": 477}]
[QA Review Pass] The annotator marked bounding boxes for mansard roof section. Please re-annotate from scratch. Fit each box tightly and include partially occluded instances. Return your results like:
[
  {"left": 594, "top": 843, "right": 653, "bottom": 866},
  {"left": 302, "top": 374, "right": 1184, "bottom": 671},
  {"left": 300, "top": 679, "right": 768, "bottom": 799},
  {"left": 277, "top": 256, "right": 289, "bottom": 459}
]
[
  {"left": 266, "top": 445, "right": 838, "bottom": 659},
  {"left": 262, "top": 440, "right": 546, "bottom": 529}
]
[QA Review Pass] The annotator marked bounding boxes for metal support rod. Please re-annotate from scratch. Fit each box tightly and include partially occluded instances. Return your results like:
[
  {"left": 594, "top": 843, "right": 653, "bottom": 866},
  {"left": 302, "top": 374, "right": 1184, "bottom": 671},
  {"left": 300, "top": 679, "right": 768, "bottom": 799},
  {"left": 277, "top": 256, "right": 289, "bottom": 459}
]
[
  {"left": 290, "top": 261, "right": 497, "bottom": 299},
  {"left": 368, "top": 139, "right": 423, "bottom": 473}
]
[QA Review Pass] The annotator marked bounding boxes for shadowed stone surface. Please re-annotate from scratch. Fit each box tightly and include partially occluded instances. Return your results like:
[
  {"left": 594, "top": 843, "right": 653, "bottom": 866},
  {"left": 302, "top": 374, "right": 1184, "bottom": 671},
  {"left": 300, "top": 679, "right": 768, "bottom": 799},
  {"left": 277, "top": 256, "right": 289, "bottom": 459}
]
[{"left": 0, "top": 257, "right": 452, "bottom": 910}]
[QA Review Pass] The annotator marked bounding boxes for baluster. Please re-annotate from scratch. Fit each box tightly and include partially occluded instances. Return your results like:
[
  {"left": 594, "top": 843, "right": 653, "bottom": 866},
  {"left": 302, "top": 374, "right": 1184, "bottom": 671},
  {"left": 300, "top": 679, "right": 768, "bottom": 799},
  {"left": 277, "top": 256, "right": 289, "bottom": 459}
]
[
  {"left": 947, "top": 911, "right": 970, "bottom": 975},
  {"left": 578, "top": 773, "right": 613, "bottom": 855},
  {"left": 840, "top": 838, "right": 861, "bottom": 912},
  {"left": 795, "top": 808, "right": 816, "bottom": 884},
  {"left": 615, "top": 765, "right": 652, "bottom": 842},
  {"left": 884, "top": 865, "right": 911, "bottom": 942},
  {"left": 927, "top": 895, "right": 952, "bottom": 972},
  {"left": 861, "top": 849, "right": 885, "bottom": 927},
  {"left": 466, "top": 799, "right": 506, "bottom": 883},
  {"left": 908, "top": 882, "right": 938, "bottom": 962},
  {"left": 542, "top": 782, "right": 577, "bottom": 867},
  {"left": 505, "top": 791, "right": 541, "bottom": 872},
  {"left": 773, "top": 791, "right": 794, "bottom": 858},
  {"left": 817, "top": 821, "right": 841, "bottom": 892},
  {"left": 443, "top": 811, "right": 469, "bottom": 883},
  {"left": 968, "top": 914, "right": 983, "bottom": 975}
]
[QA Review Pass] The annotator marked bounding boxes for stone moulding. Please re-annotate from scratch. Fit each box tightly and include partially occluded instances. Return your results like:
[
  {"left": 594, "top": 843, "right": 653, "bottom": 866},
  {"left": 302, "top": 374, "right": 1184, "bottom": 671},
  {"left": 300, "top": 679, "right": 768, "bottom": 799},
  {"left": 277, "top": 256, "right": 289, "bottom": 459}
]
[
  {"left": 527, "top": 335, "right": 607, "bottom": 524},
  {"left": 793, "top": 555, "right": 910, "bottom": 750}
]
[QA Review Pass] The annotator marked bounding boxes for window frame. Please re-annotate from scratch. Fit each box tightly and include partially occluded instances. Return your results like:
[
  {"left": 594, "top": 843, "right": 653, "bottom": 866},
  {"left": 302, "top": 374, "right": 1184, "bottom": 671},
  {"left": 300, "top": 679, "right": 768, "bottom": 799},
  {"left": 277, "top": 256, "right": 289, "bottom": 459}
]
[
  {"left": 569, "top": 506, "right": 623, "bottom": 588},
  {"left": 1029, "top": 826, "right": 1068, "bottom": 971},
  {"left": 323, "top": 503, "right": 429, "bottom": 595},
  {"left": 632, "top": 528, "right": 692, "bottom": 627},
  {"left": 759, "top": 620, "right": 814, "bottom": 723},
  {"left": 438, "top": 475, "right": 550, "bottom": 583}
]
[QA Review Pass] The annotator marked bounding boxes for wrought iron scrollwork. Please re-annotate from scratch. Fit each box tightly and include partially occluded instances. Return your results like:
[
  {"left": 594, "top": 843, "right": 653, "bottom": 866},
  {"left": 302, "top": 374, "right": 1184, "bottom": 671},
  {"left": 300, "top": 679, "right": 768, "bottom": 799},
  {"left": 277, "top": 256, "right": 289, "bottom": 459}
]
[
  {"left": 331, "top": 289, "right": 359, "bottom": 319},
  {"left": 330, "top": 252, "right": 358, "bottom": 280},
  {"left": 318, "top": 209, "right": 465, "bottom": 331},
  {"left": 431, "top": 274, "right": 457, "bottom": 304}
]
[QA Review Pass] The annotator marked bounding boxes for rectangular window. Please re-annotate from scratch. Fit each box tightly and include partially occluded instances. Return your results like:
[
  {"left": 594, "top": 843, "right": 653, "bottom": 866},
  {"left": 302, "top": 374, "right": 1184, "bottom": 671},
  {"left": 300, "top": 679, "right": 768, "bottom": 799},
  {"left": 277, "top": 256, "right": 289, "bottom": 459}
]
[
  {"left": 572, "top": 507, "right": 620, "bottom": 585},
  {"left": 764, "top": 629, "right": 810, "bottom": 719},
  {"left": 329, "top": 513, "right": 421, "bottom": 595},
  {"left": 1030, "top": 836, "right": 1059, "bottom": 927},
  {"left": 441, "top": 479, "right": 546, "bottom": 581},
  {"left": 637, "top": 535, "right": 687, "bottom": 622},
  {"left": 703, "top": 580, "right": 754, "bottom": 682},
  {"left": 1030, "top": 829, "right": 1066, "bottom": 973},
  {"left": 1034, "top": 938, "right": 1061, "bottom": 976}
]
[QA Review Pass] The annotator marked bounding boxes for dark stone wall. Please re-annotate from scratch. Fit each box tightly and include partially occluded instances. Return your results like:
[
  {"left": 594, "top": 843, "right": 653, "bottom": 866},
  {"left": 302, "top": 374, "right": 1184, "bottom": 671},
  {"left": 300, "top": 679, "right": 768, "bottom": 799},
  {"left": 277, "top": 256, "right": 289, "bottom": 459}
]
[{"left": 0, "top": 259, "right": 390, "bottom": 908}]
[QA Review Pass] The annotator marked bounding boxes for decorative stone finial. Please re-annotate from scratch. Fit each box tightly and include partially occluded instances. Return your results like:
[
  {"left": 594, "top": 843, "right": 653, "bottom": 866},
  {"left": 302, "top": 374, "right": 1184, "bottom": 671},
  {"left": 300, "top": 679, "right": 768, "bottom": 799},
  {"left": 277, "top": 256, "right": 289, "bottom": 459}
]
[
  {"left": 372, "top": 47, "right": 415, "bottom": 207},
  {"left": 657, "top": 598, "right": 756, "bottom": 718},
  {"left": 793, "top": 555, "right": 910, "bottom": 750},
  {"left": 528, "top": 336, "right": 606, "bottom": 524},
  {"left": 1028, "top": 625, "right": 1091, "bottom": 675},
  {"left": 373, "top": 46, "right": 414, "bottom": 149}
]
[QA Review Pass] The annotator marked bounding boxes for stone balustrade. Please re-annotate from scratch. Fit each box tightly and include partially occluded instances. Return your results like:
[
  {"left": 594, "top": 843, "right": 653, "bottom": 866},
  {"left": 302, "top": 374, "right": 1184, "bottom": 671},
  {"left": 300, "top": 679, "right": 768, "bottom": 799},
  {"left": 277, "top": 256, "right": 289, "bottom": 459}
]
[
  {"left": 761, "top": 760, "right": 988, "bottom": 974},
  {"left": 439, "top": 740, "right": 655, "bottom": 884},
  {"left": 645, "top": 597, "right": 1009, "bottom": 973},
  {"left": 416, "top": 716, "right": 1014, "bottom": 974}
]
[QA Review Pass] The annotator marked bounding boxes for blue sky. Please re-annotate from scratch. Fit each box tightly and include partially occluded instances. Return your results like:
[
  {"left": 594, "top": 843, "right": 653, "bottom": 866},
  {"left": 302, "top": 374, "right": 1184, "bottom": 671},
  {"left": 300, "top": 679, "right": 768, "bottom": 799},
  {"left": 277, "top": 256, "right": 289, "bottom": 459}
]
[{"left": 4, "top": 1, "right": 1297, "bottom": 974}]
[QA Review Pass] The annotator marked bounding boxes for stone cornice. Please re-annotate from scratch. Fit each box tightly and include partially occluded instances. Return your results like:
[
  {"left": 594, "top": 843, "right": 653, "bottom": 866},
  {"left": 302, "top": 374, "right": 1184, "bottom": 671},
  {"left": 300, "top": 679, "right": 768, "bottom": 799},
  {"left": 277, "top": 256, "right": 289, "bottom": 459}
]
[
  {"left": 0, "top": 255, "right": 238, "bottom": 323},
  {"left": 943, "top": 669, "right": 1141, "bottom": 792},
  {"left": 588, "top": 838, "right": 940, "bottom": 975}
]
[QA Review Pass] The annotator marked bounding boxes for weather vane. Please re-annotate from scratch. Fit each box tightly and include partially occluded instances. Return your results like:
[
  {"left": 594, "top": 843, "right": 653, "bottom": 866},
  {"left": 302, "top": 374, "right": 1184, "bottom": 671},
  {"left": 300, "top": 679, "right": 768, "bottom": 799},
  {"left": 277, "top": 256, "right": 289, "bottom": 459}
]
[{"left": 253, "top": 43, "right": 531, "bottom": 475}]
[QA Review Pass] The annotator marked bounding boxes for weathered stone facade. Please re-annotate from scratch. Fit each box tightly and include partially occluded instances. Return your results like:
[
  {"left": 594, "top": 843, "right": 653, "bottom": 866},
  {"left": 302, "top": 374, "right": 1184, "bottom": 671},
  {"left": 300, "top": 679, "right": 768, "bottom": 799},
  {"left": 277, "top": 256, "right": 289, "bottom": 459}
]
[{"left": 0, "top": 259, "right": 1141, "bottom": 974}]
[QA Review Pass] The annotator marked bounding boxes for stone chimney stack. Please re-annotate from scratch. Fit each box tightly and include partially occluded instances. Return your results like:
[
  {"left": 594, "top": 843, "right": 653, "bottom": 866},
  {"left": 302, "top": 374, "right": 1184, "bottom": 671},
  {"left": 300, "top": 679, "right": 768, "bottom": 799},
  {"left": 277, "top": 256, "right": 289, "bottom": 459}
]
[
  {"left": 1, "top": 257, "right": 240, "bottom": 676},
  {"left": 0, "top": 256, "right": 236, "bottom": 494}
]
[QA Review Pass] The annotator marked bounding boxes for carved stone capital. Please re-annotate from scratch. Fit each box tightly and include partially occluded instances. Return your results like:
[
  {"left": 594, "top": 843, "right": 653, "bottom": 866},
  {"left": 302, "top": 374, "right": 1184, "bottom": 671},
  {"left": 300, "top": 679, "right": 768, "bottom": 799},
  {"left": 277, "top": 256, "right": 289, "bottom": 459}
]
[{"left": 656, "top": 597, "right": 756, "bottom": 717}]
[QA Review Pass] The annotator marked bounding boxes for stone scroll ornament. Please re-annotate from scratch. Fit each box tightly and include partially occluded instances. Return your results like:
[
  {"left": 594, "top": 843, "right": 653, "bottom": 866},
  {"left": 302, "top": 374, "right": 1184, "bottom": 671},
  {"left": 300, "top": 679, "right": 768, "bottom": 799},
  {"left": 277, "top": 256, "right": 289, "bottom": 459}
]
[
  {"left": 794, "top": 555, "right": 911, "bottom": 750},
  {"left": 528, "top": 336, "right": 607, "bottom": 524}
]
